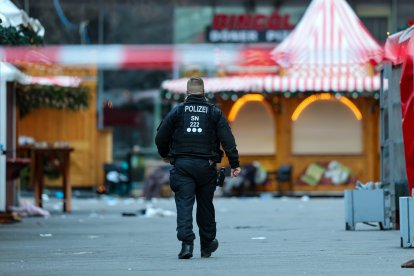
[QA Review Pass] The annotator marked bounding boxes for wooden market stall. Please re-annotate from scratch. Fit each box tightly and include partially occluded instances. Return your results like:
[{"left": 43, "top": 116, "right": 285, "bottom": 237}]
[
  {"left": 162, "top": 0, "right": 383, "bottom": 195},
  {"left": 0, "top": 0, "right": 45, "bottom": 220},
  {"left": 0, "top": 62, "right": 88, "bottom": 217},
  {"left": 15, "top": 65, "right": 112, "bottom": 189},
  {"left": 0, "top": 62, "right": 28, "bottom": 218}
]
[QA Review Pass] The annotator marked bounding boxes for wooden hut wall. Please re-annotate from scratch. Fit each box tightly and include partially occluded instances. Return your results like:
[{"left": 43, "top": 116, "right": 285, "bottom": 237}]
[
  {"left": 16, "top": 67, "right": 112, "bottom": 188},
  {"left": 220, "top": 95, "right": 379, "bottom": 192}
]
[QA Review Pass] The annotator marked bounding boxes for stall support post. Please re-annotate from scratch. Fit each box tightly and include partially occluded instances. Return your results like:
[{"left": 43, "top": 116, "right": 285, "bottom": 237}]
[
  {"left": 152, "top": 90, "right": 162, "bottom": 152},
  {"left": 0, "top": 78, "right": 7, "bottom": 212}
]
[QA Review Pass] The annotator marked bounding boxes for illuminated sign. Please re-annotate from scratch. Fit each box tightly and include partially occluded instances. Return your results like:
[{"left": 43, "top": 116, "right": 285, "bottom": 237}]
[{"left": 206, "top": 12, "right": 294, "bottom": 43}]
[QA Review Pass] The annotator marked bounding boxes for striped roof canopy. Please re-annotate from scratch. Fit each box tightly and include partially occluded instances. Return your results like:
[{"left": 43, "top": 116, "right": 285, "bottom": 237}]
[
  {"left": 162, "top": 0, "right": 383, "bottom": 94},
  {"left": 271, "top": 0, "right": 383, "bottom": 70}
]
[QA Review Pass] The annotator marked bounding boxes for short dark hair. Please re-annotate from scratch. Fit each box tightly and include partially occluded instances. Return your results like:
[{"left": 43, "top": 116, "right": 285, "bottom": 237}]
[{"left": 187, "top": 77, "right": 204, "bottom": 95}]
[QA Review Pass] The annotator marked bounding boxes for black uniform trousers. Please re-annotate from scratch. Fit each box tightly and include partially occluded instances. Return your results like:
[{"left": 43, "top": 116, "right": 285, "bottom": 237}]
[{"left": 169, "top": 158, "right": 217, "bottom": 246}]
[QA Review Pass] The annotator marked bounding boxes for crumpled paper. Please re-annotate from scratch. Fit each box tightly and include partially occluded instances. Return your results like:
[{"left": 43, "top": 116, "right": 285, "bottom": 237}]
[{"left": 9, "top": 200, "right": 50, "bottom": 217}]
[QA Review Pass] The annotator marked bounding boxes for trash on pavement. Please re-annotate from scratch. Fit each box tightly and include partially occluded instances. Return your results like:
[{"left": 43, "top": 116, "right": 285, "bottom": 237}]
[
  {"left": 105, "top": 196, "right": 118, "bottom": 206},
  {"left": 121, "top": 207, "right": 176, "bottom": 218},
  {"left": 122, "top": 212, "right": 137, "bottom": 217},
  {"left": 144, "top": 207, "right": 176, "bottom": 217},
  {"left": 9, "top": 200, "right": 50, "bottom": 217},
  {"left": 355, "top": 180, "right": 383, "bottom": 190},
  {"left": 53, "top": 203, "right": 62, "bottom": 210},
  {"left": 41, "top": 193, "right": 50, "bottom": 202},
  {"left": 300, "top": 195, "right": 310, "bottom": 201},
  {"left": 235, "top": 226, "right": 264, "bottom": 230},
  {"left": 72, "top": 252, "right": 92, "bottom": 255}
]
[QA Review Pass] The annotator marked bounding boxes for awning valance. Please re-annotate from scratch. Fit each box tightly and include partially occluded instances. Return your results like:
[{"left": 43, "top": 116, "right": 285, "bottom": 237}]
[
  {"left": 162, "top": 75, "right": 380, "bottom": 94},
  {"left": 24, "top": 76, "right": 82, "bottom": 87}
]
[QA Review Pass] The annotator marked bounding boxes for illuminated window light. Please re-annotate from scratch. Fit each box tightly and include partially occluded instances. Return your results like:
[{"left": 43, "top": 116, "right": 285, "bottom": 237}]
[
  {"left": 228, "top": 94, "right": 266, "bottom": 122},
  {"left": 338, "top": 97, "right": 363, "bottom": 120},
  {"left": 291, "top": 93, "right": 362, "bottom": 121}
]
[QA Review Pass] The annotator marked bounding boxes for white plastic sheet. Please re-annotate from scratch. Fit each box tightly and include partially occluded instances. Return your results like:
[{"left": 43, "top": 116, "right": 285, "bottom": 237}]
[{"left": 0, "top": 0, "right": 44, "bottom": 36}]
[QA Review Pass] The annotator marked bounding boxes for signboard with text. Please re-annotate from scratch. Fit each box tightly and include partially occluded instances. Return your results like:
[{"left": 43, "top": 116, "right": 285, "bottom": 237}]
[{"left": 206, "top": 12, "right": 294, "bottom": 43}]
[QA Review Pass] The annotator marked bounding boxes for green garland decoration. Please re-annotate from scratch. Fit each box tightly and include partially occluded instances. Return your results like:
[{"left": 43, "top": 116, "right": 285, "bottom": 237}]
[
  {"left": 161, "top": 89, "right": 380, "bottom": 103},
  {"left": 16, "top": 84, "right": 89, "bottom": 117},
  {"left": 0, "top": 24, "right": 43, "bottom": 45}
]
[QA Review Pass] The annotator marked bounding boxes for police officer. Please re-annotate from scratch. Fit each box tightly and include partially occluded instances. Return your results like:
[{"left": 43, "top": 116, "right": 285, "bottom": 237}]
[{"left": 155, "top": 77, "right": 241, "bottom": 259}]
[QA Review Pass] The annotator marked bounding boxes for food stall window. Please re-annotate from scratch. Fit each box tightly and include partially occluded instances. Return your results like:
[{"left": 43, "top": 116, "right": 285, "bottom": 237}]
[
  {"left": 292, "top": 98, "right": 362, "bottom": 155},
  {"left": 230, "top": 98, "right": 275, "bottom": 155}
]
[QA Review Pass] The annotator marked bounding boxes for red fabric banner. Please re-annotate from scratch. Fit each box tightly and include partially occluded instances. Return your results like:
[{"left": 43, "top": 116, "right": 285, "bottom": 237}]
[
  {"left": 385, "top": 26, "right": 414, "bottom": 65},
  {"left": 400, "top": 38, "right": 414, "bottom": 195}
]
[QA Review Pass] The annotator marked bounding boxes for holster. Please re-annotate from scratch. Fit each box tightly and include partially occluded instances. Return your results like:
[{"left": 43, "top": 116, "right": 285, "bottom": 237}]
[{"left": 216, "top": 167, "right": 226, "bottom": 187}]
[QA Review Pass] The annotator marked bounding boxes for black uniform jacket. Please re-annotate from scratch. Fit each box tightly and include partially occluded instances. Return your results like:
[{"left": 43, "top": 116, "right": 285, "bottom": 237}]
[{"left": 155, "top": 95, "right": 240, "bottom": 169}]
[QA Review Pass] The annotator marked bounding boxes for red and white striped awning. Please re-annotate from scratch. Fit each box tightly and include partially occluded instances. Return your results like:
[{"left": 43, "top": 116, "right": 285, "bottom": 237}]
[
  {"left": 0, "top": 62, "right": 82, "bottom": 87},
  {"left": 162, "top": 75, "right": 380, "bottom": 93},
  {"left": 163, "top": 0, "right": 383, "bottom": 94},
  {"left": 271, "top": 0, "right": 383, "bottom": 70},
  {"left": 23, "top": 76, "right": 82, "bottom": 87}
]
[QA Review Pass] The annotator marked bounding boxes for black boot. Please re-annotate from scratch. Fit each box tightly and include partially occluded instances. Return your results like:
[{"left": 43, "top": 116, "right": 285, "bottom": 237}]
[
  {"left": 201, "top": 239, "right": 219, "bottom": 258},
  {"left": 178, "top": 243, "right": 193, "bottom": 259}
]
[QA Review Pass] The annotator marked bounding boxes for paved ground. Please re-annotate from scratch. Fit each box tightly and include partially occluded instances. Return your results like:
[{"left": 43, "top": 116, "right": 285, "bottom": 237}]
[{"left": 0, "top": 195, "right": 413, "bottom": 276}]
